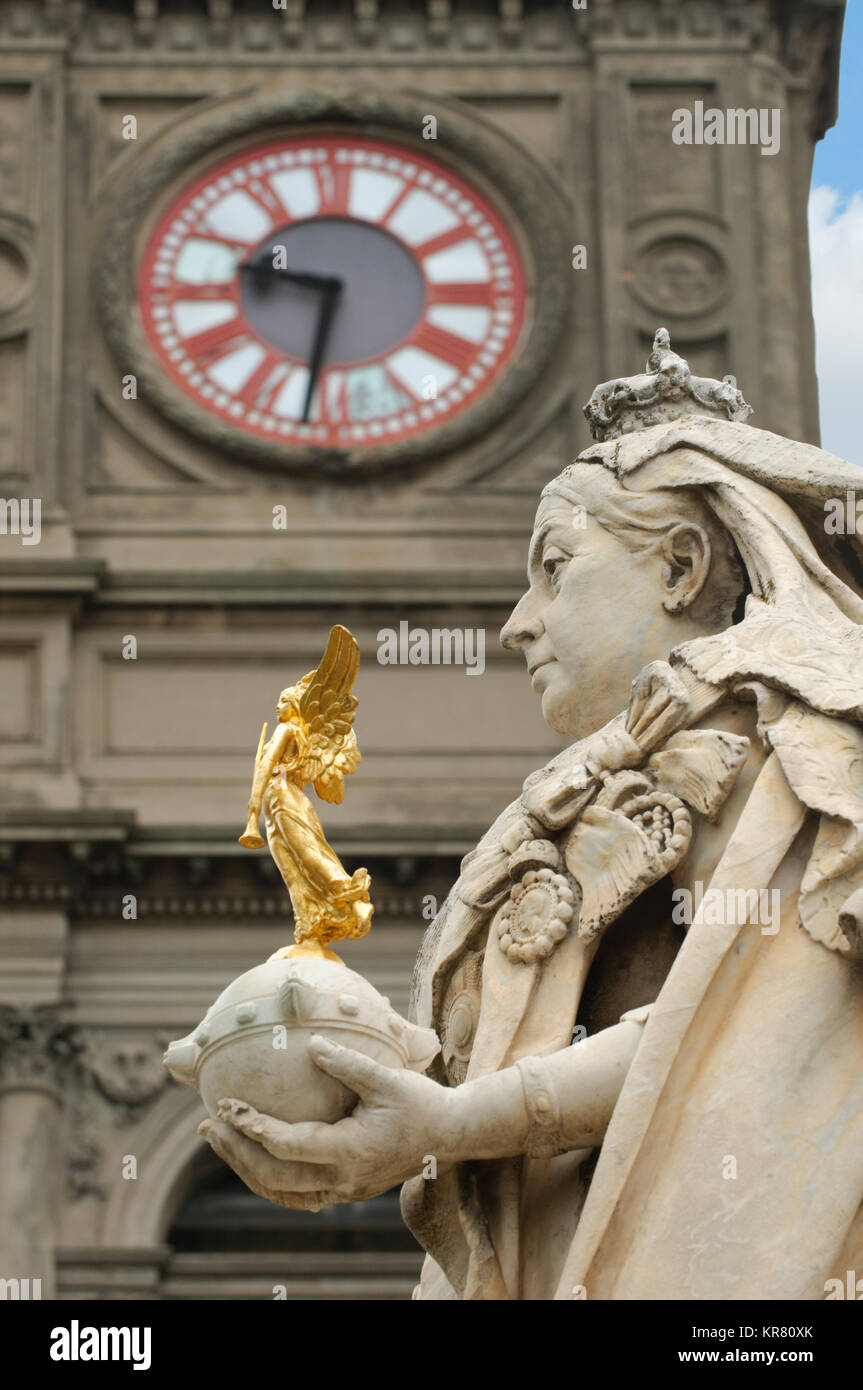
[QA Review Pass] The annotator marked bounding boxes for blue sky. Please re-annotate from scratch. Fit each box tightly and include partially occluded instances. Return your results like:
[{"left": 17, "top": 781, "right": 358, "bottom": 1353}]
[
  {"left": 812, "top": 1, "right": 861, "bottom": 200},
  {"left": 809, "top": 0, "right": 862, "bottom": 460}
]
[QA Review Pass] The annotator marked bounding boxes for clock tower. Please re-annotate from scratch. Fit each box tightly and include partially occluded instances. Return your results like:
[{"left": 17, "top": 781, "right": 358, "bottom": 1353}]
[{"left": 0, "top": 0, "right": 846, "bottom": 1300}]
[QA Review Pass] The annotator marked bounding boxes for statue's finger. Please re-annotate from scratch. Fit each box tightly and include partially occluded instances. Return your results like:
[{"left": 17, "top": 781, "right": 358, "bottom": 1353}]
[
  {"left": 201, "top": 1117, "right": 336, "bottom": 1191},
  {"left": 308, "top": 1035, "right": 393, "bottom": 1099},
  {"left": 199, "top": 1116, "right": 273, "bottom": 1177},
  {"left": 216, "top": 1099, "right": 342, "bottom": 1165}
]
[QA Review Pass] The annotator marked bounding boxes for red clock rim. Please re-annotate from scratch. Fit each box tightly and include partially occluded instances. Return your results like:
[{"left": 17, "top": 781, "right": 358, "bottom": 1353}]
[{"left": 138, "top": 133, "right": 528, "bottom": 450}]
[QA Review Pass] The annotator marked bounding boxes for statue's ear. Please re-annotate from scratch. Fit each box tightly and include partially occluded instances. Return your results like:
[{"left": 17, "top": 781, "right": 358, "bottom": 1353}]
[{"left": 660, "top": 524, "right": 712, "bottom": 614}]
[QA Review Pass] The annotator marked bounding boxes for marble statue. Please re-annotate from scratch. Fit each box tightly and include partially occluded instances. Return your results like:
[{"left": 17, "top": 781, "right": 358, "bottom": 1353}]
[{"left": 200, "top": 331, "right": 863, "bottom": 1301}]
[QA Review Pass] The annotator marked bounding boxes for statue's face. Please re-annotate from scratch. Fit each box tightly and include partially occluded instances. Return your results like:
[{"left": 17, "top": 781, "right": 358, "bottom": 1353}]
[
  {"left": 501, "top": 473, "right": 718, "bottom": 738},
  {"left": 276, "top": 690, "right": 298, "bottom": 721}
]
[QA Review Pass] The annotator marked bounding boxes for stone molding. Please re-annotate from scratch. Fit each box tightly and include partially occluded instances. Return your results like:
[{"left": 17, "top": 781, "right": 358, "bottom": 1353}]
[
  {"left": 0, "top": 824, "right": 463, "bottom": 922},
  {"left": 4, "top": 0, "right": 582, "bottom": 53},
  {"left": 0, "top": 560, "right": 528, "bottom": 608}
]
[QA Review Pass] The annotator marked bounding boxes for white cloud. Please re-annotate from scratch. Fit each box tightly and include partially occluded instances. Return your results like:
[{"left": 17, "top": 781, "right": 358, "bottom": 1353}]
[{"left": 808, "top": 185, "right": 863, "bottom": 463}]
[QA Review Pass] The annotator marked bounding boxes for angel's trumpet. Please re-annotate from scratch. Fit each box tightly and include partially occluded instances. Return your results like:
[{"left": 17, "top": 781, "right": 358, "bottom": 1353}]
[
  {"left": 239, "top": 720, "right": 269, "bottom": 848},
  {"left": 239, "top": 807, "right": 265, "bottom": 850}
]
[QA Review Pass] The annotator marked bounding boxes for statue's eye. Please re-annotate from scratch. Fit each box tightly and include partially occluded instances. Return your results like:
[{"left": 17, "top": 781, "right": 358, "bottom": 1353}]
[{"left": 542, "top": 549, "right": 568, "bottom": 588}]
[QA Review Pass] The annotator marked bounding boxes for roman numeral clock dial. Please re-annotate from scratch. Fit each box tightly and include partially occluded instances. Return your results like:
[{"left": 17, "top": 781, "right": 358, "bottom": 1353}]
[{"left": 138, "top": 136, "right": 527, "bottom": 455}]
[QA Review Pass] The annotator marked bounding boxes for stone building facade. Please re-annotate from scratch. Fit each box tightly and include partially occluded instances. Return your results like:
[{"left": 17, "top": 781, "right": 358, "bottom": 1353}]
[{"left": 0, "top": 0, "right": 845, "bottom": 1299}]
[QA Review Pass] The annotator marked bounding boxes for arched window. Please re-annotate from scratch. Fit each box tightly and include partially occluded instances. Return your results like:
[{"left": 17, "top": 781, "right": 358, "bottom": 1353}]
[{"left": 161, "top": 1147, "right": 423, "bottom": 1299}]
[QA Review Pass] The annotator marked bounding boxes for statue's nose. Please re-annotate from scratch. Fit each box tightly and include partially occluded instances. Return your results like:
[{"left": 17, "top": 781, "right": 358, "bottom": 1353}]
[{"left": 501, "top": 589, "right": 543, "bottom": 650}]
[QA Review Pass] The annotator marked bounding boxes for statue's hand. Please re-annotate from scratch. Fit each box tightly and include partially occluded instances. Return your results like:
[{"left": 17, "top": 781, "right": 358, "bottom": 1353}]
[{"left": 198, "top": 1034, "right": 457, "bottom": 1210}]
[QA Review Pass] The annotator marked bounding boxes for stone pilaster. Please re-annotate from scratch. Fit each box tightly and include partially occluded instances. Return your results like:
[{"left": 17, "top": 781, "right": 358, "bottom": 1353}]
[{"left": 0, "top": 1006, "right": 81, "bottom": 1298}]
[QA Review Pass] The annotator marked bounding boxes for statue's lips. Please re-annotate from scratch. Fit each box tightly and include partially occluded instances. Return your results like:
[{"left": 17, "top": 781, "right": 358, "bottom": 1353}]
[{"left": 529, "top": 659, "right": 554, "bottom": 689}]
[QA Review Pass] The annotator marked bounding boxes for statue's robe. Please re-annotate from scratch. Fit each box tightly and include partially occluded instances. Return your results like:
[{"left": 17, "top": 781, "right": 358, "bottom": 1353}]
[
  {"left": 403, "top": 695, "right": 863, "bottom": 1300},
  {"left": 263, "top": 746, "right": 369, "bottom": 942}
]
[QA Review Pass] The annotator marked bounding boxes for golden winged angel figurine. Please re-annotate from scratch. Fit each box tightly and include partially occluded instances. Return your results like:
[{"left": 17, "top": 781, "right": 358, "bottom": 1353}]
[{"left": 238, "top": 625, "right": 373, "bottom": 959}]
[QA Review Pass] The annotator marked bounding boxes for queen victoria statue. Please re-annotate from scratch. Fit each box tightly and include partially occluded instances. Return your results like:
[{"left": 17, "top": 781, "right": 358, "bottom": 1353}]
[{"left": 202, "top": 331, "right": 863, "bottom": 1301}]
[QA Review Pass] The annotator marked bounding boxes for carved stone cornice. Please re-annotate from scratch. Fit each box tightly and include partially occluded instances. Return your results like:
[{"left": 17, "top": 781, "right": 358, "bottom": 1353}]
[
  {"left": 0, "top": 828, "right": 462, "bottom": 924},
  {"left": 1, "top": 0, "right": 584, "bottom": 54},
  {"left": 0, "top": 561, "right": 529, "bottom": 614},
  {"left": 0, "top": 559, "right": 106, "bottom": 600},
  {"left": 0, "top": 0, "right": 843, "bottom": 73}
]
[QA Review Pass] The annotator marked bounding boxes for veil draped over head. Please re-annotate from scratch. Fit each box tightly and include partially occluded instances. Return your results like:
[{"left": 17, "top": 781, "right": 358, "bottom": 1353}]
[{"left": 546, "top": 417, "right": 863, "bottom": 957}]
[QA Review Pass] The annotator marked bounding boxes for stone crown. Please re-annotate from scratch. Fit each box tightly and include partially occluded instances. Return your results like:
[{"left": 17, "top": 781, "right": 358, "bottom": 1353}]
[{"left": 583, "top": 328, "right": 753, "bottom": 442}]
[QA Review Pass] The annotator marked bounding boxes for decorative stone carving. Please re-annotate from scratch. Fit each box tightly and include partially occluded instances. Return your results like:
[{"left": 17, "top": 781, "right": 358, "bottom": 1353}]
[
  {"left": 66, "top": 1086, "right": 107, "bottom": 1202},
  {"left": 631, "top": 238, "right": 726, "bottom": 318},
  {"left": 495, "top": 867, "right": 577, "bottom": 964},
  {"left": 0, "top": 1006, "right": 82, "bottom": 1099},
  {"left": 438, "top": 952, "right": 483, "bottom": 1086},
  {"left": 61, "top": 1033, "right": 172, "bottom": 1201},
  {"left": 86, "top": 1036, "right": 169, "bottom": 1124},
  {"left": 0, "top": 1012, "right": 153, "bottom": 1204},
  {"left": 0, "top": 839, "right": 440, "bottom": 922},
  {"left": 584, "top": 327, "right": 752, "bottom": 439},
  {"left": 0, "top": 231, "right": 31, "bottom": 322}
]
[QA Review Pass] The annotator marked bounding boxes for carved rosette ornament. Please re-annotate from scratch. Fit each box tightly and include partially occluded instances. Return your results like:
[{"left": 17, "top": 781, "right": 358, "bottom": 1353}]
[
  {"left": 626, "top": 792, "right": 690, "bottom": 853},
  {"left": 496, "top": 867, "right": 577, "bottom": 964},
  {"left": 438, "top": 952, "right": 483, "bottom": 1086}
]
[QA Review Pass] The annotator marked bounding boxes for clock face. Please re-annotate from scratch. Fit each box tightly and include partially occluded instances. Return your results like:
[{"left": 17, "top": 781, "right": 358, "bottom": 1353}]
[{"left": 138, "top": 135, "right": 527, "bottom": 451}]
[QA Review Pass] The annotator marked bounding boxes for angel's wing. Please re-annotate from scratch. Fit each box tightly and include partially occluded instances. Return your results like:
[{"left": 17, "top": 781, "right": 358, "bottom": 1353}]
[
  {"left": 313, "top": 727, "right": 361, "bottom": 804},
  {"left": 299, "top": 626, "right": 361, "bottom": 802}
]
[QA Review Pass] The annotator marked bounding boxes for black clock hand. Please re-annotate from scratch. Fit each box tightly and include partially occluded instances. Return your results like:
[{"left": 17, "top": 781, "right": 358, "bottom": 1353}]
[
  {"left": 238, "top": 258, "right": 344, "bottom": 420},
  {"left": 276, "top": 270, "right": 343, "bottom": 293},
  {"left": 239, "top": 260, "right": 342, "bottom": 295},
  {"left": 302, "top": 281, "right": 342, "bottom": 423}
]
